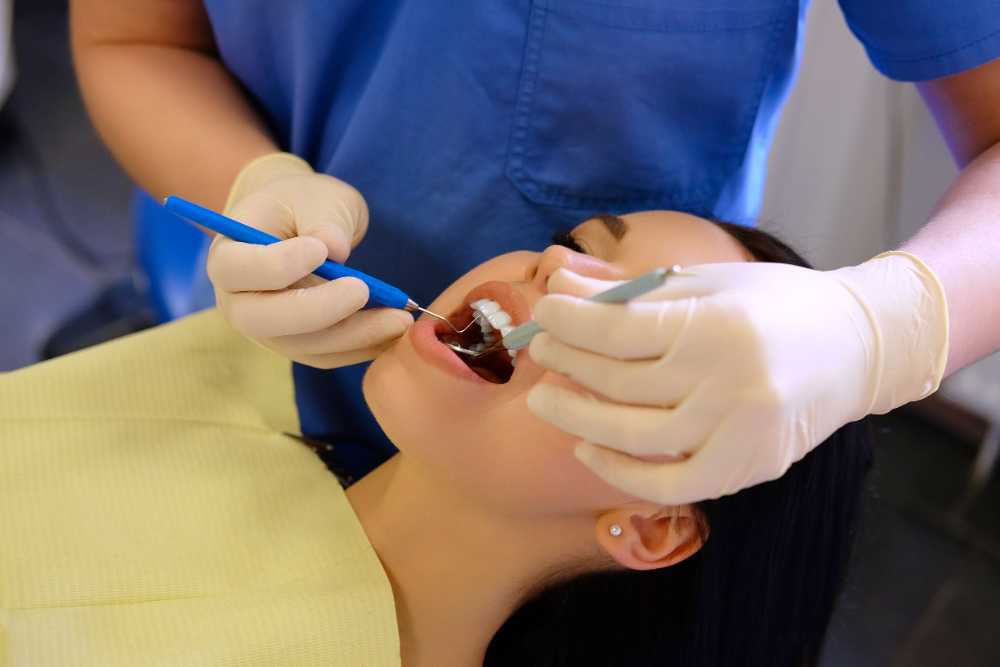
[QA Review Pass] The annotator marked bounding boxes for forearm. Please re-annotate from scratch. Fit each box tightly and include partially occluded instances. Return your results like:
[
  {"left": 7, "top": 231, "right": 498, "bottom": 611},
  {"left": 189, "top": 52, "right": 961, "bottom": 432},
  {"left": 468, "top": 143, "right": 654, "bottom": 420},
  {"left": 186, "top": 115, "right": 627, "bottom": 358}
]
[
  {"left": 70, "top": 0, "right": 277, "bottom": 210},
  {"left": 900, "top": 140, "right": 1000, "bottom": 377}
]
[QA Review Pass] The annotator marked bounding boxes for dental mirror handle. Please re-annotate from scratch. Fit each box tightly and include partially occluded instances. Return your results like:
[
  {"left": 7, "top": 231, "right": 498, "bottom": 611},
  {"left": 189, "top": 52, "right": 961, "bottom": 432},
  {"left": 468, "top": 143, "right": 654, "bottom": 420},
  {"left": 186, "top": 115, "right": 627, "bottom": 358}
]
[
  {"left": 502, "top": 267, "right": 674, "bottom": 351},
  {"left": 163, "top": 195, "right": 413, "bottom": 310}
]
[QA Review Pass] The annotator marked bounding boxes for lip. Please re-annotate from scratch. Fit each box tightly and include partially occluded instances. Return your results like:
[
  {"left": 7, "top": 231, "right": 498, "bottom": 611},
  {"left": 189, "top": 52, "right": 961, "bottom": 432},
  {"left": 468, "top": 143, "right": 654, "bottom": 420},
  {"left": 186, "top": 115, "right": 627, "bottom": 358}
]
[
  {"left": 409, "top": 318, "right": 493, "bottom": 384},
  {"left": 409, "top": 280, "right": 533, "bottom": 385}
]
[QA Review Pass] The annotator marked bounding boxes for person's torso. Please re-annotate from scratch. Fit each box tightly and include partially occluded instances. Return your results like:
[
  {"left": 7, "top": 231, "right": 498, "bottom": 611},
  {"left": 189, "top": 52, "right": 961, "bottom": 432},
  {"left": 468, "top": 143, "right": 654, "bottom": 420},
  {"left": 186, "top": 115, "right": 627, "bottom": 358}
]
[
  {"left": 205, "top": 0, "right": 806, "bottom": 291},
  {"left": 203, "top": 0, "right": 808, "bottom": 478}
]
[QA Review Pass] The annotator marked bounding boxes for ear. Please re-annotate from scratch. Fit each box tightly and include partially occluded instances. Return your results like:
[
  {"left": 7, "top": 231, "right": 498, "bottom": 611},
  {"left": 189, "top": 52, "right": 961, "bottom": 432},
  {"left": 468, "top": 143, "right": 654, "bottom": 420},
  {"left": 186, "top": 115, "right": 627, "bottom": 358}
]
[{"left": 595, "top": 503, "right": 706, "bottom": 571}]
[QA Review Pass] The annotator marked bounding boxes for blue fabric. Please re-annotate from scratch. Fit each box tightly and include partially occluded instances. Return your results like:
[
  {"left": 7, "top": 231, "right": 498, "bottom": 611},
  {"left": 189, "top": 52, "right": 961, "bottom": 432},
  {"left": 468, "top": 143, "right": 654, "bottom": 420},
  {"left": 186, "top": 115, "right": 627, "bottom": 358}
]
[
  {"left": 837, "top": 1, "right": 1000, "bottom": 82},
  {"left": 134, "top": 190, "right": 215, "bottom": 322},
  {"left": 200, "top": 0, "right": 808, "bottom": 480}
]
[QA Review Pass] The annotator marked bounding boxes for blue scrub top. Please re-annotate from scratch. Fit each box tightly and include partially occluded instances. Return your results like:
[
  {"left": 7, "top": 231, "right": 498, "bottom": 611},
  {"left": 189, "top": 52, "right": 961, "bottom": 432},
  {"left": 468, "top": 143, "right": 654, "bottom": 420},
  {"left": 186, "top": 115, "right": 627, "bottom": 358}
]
[{"left": 202, "top": 0, "right": 1000, "bottom": 483}]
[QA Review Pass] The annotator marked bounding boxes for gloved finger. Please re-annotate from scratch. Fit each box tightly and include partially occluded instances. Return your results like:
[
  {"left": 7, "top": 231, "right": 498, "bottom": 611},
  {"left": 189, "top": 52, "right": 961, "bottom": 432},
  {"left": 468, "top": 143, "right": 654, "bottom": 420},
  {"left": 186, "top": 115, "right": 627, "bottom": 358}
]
[
  {"left": 271, "top": 308, "right": 413, "bottom": 356},
  {"left": 208, "top": 235, "right": 328, "bottom": 292},
  {"left": 223, "top": 276, "right": 369, "bottom": 338},
  {"left": 230, "top": 189, "right": 355, "bottom": 263},
  {"left": 532, "top": 294, "right": 696, "bottom": 360},
  {"left": 227, "top": 193, "right": 297, "bottom": 236},
  {"left": 575, "top": 403, "right": 795, "bottom": 505},
  {"left": 525, "top": 383, "right": 715, "bottom": 457},
  {"left": 528, "top": 332, "right": 694, "bottom": 406},
  {"left": 573, "top": 441, "right": 706, "bottom": 506},
  {"left": 547, "top": 267, "right": 716, "bottom": 303}
]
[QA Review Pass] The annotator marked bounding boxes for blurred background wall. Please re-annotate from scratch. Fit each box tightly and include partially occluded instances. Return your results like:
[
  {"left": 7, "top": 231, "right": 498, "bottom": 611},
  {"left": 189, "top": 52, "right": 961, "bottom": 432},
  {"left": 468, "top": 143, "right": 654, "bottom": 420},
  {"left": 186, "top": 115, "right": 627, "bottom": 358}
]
[{"left": 0, "top": 0, "right": 134, "bottom": 372}]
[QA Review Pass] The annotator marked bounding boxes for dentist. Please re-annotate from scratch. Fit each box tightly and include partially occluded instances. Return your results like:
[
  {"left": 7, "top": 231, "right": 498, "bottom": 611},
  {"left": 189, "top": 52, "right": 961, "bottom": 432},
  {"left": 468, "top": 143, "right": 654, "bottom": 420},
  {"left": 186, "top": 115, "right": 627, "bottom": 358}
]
[{"left": 71, "top": 1, "right": 999, "bottom": 501}]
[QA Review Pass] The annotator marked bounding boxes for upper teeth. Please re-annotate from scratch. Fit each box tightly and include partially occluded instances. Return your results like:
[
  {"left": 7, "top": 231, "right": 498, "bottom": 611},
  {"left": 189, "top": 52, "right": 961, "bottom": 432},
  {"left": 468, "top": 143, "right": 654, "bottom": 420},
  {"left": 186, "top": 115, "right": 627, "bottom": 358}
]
[{"left": 470, "top": 299, "right": 518, "bottom": 364}]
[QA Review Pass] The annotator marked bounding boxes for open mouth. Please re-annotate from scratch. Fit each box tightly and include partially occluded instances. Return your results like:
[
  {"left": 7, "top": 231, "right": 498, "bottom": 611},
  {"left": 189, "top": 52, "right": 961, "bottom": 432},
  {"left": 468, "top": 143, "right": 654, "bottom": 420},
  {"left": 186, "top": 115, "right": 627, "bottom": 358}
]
[{"left": 432, "top": 282, "right": 527, "bottom": 384}]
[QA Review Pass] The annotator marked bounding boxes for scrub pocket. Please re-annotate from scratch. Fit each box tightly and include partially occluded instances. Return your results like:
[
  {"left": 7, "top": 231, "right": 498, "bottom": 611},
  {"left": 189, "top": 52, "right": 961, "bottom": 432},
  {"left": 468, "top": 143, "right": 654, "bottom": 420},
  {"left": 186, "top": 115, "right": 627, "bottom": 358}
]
[{"left": 506, "top": 0, "right": 794, "bottom": 211}]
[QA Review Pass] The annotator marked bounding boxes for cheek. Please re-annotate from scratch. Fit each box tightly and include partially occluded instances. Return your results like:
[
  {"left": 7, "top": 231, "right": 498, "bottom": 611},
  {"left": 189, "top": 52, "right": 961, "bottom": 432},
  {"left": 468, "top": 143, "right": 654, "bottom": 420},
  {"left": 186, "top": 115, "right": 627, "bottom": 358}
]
[
  {"left": 492, "top": 371, "right": 636, "bottom": 514},
  {"left": 362, "top": 341, "right": 478, "bottom": 458},
  {"left": 447, "top": 370, "right": 635, "bottom": 517},
  {"left": 365, "top": 353, "right": 628, "bottom": 516}
]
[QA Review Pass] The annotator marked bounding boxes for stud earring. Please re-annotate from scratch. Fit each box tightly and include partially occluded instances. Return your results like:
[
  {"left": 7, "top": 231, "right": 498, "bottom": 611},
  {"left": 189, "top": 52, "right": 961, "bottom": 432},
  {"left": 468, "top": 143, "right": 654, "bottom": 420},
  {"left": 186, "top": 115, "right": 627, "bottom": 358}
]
[{"left": 609, "top": 523, "right": 623, "bottom": 537}]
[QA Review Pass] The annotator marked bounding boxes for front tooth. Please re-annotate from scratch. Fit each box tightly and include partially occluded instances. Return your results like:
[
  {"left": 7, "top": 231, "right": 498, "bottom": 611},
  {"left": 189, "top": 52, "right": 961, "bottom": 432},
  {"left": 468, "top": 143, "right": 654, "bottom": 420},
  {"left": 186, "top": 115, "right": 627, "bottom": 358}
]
[
  {"left": 486, "top": 310, "right": 511, "bottom": 329},
  {"left": 499, "top": 325, "right": 515, "bottom": 337},
  {"left": 474, "top": 300, "right": 501, "bottom": 316}
]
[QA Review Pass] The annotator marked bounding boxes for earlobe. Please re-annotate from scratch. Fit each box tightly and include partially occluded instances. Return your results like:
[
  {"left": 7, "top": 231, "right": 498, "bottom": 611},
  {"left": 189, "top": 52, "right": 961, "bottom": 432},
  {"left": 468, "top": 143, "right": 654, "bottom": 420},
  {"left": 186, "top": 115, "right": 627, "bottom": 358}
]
[{"left": 596, "top": 505, "right": 706, "bottom": 572}]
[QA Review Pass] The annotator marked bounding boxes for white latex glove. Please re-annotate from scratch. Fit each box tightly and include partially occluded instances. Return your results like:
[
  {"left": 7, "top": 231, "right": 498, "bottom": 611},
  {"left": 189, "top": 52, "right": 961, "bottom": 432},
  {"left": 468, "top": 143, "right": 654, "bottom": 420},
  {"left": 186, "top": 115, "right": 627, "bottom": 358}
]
[
  {"left": 208, "top": 152, "right": 413, "bottom": 368},
  {"left": 526, "top": 252, "right": 950, "bottom": 505}
]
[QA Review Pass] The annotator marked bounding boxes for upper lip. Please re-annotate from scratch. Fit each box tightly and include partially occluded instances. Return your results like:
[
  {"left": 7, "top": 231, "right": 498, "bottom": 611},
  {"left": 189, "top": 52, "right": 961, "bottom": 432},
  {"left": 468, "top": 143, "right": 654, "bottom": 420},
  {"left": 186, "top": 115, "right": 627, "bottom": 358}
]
[{"left": 433, "top": 281, "right": 531, "bottom": 335}]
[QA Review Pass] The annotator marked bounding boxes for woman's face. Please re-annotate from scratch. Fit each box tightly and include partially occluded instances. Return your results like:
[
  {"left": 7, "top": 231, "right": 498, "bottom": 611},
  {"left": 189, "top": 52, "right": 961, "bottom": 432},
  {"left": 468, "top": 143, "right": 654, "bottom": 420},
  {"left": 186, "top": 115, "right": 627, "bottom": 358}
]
[{"left": 363, "top": 211, "right": 751, "bottom": 518}]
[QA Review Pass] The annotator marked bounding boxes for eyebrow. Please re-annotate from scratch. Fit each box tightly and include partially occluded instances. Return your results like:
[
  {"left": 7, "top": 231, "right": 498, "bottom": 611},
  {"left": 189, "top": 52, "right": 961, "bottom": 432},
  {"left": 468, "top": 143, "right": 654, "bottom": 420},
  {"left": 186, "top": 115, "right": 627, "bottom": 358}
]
[{"left": 592, "top": 213, "right": 628, "bottom": 241}]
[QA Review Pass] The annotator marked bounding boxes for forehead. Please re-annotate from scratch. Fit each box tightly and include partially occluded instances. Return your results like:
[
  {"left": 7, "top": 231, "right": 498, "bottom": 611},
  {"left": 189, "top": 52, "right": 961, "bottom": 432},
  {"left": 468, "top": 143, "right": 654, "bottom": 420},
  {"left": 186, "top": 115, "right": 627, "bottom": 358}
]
[{"left": 578, "top": 210, "right": 752, "bottom": 272}]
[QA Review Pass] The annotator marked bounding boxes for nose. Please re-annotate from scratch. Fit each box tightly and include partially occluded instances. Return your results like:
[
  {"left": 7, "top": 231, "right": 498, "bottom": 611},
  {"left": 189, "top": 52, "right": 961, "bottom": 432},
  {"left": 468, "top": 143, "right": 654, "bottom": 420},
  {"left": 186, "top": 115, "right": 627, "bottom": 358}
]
[
  {"left": 526, "top": 244, "right": 624, "bottom": 292},
  {"left": 528, "top": 245, "right": 577, "bottom": 292}
]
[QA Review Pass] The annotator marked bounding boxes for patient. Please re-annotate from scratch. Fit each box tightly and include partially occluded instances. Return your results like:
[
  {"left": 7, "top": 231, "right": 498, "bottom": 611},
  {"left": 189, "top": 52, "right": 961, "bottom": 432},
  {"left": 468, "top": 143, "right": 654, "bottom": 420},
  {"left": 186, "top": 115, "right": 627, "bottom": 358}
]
[
  {"left": 350, "top": 210, "right": 872, "bottom": 666},
  {"left": 0, "top": 211, "right": 871, "bottom": 667}
]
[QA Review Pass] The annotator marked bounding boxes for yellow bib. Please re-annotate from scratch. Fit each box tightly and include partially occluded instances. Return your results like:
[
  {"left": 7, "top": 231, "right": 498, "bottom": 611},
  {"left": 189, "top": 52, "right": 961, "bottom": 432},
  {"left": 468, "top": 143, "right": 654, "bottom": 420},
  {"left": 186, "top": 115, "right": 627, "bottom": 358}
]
[{"left": 0, "top": 310, "right": 399, "bottom": 666}]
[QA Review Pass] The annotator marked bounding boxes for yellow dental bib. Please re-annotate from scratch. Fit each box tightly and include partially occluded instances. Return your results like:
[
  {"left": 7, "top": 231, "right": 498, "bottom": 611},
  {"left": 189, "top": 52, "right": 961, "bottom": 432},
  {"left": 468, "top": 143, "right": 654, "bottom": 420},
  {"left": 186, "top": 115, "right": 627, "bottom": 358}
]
[{"left": 0, "top": 310, "right": 399, "bottom": 666}]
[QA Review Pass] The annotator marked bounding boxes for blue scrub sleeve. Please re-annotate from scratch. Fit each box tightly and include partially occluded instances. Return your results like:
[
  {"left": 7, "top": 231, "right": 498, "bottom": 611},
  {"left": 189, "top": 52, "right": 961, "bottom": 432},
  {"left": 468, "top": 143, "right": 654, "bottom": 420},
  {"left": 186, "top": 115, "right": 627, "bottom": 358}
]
[{"left": 837, "top": 0, "right": 1000, "bottom": 81}]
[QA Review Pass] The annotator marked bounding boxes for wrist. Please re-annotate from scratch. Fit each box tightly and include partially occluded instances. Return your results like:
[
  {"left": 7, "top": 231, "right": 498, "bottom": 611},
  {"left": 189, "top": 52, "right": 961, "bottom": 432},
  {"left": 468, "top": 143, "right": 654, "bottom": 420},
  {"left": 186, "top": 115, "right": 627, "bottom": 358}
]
[
  {"left": 224, "top": 152, "right": 314, "bottom": 214},
  {"left": 828, "top": 251, "right": 950, "bottom": 415}
]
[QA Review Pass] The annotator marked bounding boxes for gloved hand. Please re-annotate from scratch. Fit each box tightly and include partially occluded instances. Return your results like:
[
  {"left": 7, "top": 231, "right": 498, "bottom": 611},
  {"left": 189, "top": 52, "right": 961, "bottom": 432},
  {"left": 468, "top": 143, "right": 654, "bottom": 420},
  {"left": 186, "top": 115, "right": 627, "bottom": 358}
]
[
  {"left": 526, "top": 252, "right": 950, "bottom": 505},
  {"left": 207, "top": 152, "right": 413, "bottom": 368}
]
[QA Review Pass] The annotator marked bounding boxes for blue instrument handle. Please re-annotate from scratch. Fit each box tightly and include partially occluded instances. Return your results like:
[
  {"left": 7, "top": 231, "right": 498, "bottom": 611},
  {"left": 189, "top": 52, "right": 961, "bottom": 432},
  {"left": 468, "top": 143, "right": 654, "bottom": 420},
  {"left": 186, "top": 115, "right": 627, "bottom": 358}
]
[{"left": 163, "top": 196, "right": 411, "bottom": 310}]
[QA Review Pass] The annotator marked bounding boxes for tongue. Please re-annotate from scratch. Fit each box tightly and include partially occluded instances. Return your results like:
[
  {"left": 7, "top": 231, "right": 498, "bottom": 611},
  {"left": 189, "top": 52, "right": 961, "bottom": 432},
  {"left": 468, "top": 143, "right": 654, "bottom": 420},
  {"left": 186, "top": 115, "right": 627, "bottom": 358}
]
[
  {"left": 436, "top": 306, "right": 514, "bottom": 384},
  {"left": 466, "top": 347, "right": 514, "bottom": 384}
]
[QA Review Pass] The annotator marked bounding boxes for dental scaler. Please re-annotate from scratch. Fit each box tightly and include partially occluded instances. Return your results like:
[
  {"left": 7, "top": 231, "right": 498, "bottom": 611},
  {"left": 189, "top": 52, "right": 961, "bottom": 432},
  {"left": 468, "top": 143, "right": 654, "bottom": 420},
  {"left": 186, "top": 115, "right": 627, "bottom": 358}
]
[{"left": 163, "top": 196, "right": 476, "bottom": 334}]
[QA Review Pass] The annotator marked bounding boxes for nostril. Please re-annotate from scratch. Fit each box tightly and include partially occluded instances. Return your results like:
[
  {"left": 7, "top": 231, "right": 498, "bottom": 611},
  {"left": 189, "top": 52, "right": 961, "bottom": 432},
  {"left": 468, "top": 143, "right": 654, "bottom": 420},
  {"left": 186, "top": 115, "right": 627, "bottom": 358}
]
[{"left": 532, "top": 245, "right": 574, "bottom": 288}]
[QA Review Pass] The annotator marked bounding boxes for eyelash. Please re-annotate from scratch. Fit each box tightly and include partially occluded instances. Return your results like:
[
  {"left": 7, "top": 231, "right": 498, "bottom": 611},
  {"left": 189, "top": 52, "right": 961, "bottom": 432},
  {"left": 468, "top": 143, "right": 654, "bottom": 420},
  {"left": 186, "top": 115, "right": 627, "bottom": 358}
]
[{"left": 551, "top": 230, "right": 585, "bottom": 254}]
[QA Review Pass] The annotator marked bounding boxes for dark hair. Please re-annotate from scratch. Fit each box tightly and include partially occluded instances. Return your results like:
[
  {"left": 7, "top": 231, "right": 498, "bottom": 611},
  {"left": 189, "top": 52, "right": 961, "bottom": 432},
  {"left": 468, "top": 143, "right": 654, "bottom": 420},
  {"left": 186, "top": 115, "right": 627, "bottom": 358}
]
[{"left": 484, "top": 219, "right": 873, "bottom": 666}]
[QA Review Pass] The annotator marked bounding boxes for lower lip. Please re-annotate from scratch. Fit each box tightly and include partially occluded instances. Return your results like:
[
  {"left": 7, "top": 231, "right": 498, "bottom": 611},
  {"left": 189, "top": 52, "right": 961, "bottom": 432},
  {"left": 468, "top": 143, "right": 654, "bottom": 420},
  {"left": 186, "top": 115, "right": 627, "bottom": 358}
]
[{"left": 409, "top": 319, "right": 491, "bottom": 384}]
